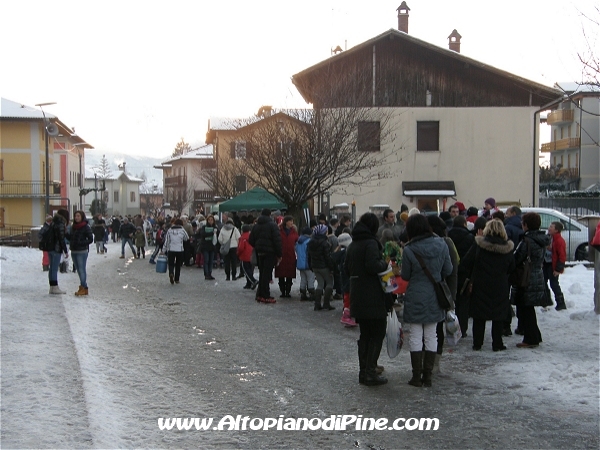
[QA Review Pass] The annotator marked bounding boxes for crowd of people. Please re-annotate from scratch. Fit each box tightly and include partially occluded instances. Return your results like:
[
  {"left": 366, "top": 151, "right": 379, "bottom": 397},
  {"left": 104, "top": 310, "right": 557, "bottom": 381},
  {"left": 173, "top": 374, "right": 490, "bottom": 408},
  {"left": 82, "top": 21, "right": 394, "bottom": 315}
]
[{"left": 42, "top": 198, "right": 576, "bottom": 389}]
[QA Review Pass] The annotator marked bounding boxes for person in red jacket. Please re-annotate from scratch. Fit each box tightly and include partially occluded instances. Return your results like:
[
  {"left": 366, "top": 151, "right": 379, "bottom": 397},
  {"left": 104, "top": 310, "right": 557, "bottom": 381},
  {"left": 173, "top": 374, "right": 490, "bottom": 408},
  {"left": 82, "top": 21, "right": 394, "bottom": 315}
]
[
  {"left": 237, "top": 225, "right": 258, "bottom": 290},
  {"left": 544, "top": 221, "right": 567, "bottom": 311}
]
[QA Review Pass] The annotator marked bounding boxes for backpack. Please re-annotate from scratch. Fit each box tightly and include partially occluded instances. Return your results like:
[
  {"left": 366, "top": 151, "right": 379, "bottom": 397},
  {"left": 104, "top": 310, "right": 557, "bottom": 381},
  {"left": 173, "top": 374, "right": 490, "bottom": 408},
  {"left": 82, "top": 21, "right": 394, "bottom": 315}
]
[{"left": 38, "top": 222, "right": 56, "bottom": 251}]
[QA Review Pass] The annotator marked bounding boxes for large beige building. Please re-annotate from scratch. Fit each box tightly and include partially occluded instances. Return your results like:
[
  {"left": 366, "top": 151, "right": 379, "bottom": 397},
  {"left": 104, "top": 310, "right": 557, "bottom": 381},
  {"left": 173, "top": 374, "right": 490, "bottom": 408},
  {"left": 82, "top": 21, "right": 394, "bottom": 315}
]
[{"left": 291, "top": 5, "right": 562, "bottom": 216}]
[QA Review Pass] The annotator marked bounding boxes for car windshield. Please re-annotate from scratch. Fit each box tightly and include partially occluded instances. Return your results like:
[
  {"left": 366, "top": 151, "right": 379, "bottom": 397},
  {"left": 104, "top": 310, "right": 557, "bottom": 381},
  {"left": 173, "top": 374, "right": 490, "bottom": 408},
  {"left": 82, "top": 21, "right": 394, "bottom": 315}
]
[{"left": 538, "top": 213, "right": 581, "bottom": 232}]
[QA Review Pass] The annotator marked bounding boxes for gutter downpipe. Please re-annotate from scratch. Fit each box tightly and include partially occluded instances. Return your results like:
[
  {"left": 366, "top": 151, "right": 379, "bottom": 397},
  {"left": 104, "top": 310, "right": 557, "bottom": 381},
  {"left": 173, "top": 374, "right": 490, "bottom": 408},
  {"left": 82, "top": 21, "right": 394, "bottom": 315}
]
[{"left": 372, "top": 45, "right": 376, "bottom": 106}]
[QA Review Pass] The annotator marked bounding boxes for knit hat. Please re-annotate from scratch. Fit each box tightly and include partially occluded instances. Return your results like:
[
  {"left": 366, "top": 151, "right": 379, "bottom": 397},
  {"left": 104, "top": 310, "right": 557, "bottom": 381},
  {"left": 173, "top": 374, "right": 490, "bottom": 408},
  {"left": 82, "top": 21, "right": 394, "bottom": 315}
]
[
  {"left": 261, "top": 208, "right": 271, "bottom": 216},
  {"left": 338, "top": 232, "right": 352, "bottom": 247},
  {"left": 466, "top": 206, "right": 479, "bottom": 217},
  {"left": 408, "top": 207, "right": 421, "bottom": 217},
  {"left": 454, "top": 202, "right": 466, "bottom": 213},
  {"left": 314, "top": 224, "right": 328, "bottom": 235},
  {"left": 484, "top": 197, "right": 496, "bottom": 208},
  {"left": 400, "top": 212, "right": 409, "bottom": 223}
]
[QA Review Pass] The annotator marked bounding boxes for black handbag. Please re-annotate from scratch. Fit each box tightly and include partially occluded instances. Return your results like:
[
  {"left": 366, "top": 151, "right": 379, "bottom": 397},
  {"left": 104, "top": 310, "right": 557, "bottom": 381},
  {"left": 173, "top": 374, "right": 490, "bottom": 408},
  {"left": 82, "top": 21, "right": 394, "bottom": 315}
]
[
  {"left": 510, "top": 238, "right": 532, "bottom": 288},
  {"left": 414, "top": 253, "right": 453, "bottom": 310}
]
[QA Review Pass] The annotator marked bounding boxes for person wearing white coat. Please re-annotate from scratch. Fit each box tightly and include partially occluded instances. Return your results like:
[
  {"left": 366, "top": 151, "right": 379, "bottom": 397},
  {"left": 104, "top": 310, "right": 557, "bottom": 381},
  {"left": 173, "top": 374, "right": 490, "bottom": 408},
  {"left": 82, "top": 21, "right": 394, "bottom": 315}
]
[
  {"left": 218, "top": 219, "right": 241, "bottom": 281},
  {"left": 163, "top": 219, "right": 189, "bottom": 284}
]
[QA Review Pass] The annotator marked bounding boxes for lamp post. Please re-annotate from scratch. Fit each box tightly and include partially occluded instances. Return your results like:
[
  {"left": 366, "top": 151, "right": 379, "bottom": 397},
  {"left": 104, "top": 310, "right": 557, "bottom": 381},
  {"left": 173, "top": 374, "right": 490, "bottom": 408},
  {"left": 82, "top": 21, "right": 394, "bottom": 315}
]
[{"left": 35, "top": 102, "right": 57, "bottom": 215}]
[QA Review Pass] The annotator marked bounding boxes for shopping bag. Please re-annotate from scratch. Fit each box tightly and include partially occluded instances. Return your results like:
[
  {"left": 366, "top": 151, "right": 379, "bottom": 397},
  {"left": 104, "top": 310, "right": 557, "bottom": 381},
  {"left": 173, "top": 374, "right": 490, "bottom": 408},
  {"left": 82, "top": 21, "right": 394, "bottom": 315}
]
[
  {"left": 378, "top": 265, "right": 397, "bottom": 293},
  {"left": 392, "top": 276, "right": 408, "bottom": 295},
  {"left": 60, "top": 253, "right": 70, "bottom": 273},
  {"left": 445, "top": 310, "right": 461, "bottom": 346},
  {"left": 386, "top": 310, "right": 404, "bottom": 358}
]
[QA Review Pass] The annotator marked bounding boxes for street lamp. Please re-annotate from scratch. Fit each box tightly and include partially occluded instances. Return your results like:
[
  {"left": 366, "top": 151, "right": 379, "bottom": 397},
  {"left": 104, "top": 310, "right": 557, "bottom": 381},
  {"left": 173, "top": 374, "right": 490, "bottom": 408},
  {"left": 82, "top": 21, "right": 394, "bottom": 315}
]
[{"left": 35, "top": 102, "right": 57, "bottom": 215}]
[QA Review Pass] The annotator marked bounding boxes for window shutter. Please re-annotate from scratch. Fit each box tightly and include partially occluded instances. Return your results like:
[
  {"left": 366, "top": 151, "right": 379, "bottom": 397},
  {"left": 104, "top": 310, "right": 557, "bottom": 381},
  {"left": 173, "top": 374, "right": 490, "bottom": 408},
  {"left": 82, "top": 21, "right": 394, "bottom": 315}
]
[
  {"left": 230, "top": 141, "right": 236, "bottom": 158},
  {"left": 245, "top": 142, "right": 252, "bottom": 160}
]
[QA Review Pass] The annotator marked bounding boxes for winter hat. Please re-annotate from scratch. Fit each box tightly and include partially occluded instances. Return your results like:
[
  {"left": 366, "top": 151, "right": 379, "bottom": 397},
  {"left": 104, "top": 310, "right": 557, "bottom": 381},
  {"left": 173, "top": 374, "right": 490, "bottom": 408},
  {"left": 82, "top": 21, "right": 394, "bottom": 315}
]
[
  {"left": 400, "top": 212, "right": 409, "bottom": 223},
  {"left": 454, "top": 202, "right": 466, "bottom": 213},
  {"left": 226, "top": 218, "right": 234, "bottom": 224},
  {"left": 136, "top": 226, "right": 142, "bottom": 230},
  {"left": 466, "top": 206, "right": 479, "bottom": 217},
  {"left": 408, "top": 207, "right": 421, "bottom": 217},
  {"left": 484, "top": 197, "right": 496, "bottom": 208},
  {"left": 261, "top": 208, "right": 271, "bottom": 216},
  {"left": 314, "top": 224, "right": 328, "bottom": 235},
  {"left": 338, "top": 233, "right": 352, "bottom": 247}
]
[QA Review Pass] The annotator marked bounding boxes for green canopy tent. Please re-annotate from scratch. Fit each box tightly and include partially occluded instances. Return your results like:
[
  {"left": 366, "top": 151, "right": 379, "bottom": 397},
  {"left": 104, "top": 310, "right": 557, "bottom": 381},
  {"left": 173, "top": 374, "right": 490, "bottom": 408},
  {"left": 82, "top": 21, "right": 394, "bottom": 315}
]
[{"left": 218, "top": 187, "right": 287, "bottom": 213}]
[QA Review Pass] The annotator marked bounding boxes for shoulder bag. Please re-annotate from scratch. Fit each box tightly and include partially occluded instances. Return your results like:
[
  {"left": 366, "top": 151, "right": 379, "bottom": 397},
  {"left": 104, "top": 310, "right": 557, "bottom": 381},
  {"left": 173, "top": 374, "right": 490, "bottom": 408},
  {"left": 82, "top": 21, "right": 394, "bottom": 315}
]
[
  {"left": 221, "top": 228, "right": 235, "bottom": 254},
  {"left": 509, "top": 238, "right": 532, "bottom": 288},
  {"left": 413, "top": 252, "right": 453, "bottom": 310}
]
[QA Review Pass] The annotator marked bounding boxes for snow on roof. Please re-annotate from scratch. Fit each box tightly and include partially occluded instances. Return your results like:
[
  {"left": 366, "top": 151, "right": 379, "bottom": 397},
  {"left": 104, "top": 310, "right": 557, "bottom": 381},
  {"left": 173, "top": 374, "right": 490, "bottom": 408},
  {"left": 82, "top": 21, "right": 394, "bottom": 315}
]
[
  {"left": 555, "top": 82, "right": 600, "bottom": 94},
  {"left": 160, "top": 144, "right": 214, "bottom": 164},
  {"left": 404, "top": 190, "right": 456, "bottom": 196},
  {"left": 1, "top": 98, "right": 57, "bottom": 120}
]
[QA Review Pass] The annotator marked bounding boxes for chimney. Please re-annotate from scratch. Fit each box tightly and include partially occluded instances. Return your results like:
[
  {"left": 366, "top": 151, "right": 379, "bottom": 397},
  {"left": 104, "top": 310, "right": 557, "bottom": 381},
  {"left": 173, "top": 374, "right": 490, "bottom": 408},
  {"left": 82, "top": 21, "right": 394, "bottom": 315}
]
[
  {"left": 448, "top": 29, "right": 462, "bottom": 53},
  {"left": 397, "top": 2, "right": 410, "bottom": 33}
]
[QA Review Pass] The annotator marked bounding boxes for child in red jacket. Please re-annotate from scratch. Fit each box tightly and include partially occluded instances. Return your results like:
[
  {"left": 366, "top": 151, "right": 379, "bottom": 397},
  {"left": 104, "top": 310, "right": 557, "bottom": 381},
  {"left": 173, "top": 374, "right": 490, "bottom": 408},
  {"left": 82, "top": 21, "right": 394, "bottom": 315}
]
[
  {"left": 237, "top": 225, "right": 258, "bottom": 290},
  {"left": 544, "top": 221, "right": 567, "bottom": 311}
]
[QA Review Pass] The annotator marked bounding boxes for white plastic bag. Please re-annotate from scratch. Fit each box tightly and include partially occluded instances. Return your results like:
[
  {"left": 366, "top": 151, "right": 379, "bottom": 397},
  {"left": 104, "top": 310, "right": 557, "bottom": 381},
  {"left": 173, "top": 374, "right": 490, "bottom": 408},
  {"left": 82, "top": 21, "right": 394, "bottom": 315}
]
[
  {"left": 445, "top": 310, "right": 461, "bottom": 346},
  {"left": 386, "top": 310, "right": 403, "bottom": 358}
]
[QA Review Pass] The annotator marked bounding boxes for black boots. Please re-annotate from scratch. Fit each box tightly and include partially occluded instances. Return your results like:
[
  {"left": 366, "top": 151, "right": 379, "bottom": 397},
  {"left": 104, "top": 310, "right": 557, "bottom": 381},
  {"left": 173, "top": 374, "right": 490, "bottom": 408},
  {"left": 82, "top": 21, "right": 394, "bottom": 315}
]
[
  {"left": 364, "top": 339, "right": 387, "bottom": 386},
  {"left": 357, "top": 340, "right": 367, "bottom": 384},
  {"left": 314, "top": 289, "right": 323, "bottom": 310},
  {"left": 422, "top": 351, "right": 436, "bottom": 387},
  {"left": 322, "top": 287, "right": 335, "bottom": 310},
  {"left": 408, "top": 352, "right": 423, "bottom": 387},
  {"left": 555, "top": 294, "right": 567, "bottom": 311},
  {"left": 279, "top": 278, "right": 293, "bottom": 298}
]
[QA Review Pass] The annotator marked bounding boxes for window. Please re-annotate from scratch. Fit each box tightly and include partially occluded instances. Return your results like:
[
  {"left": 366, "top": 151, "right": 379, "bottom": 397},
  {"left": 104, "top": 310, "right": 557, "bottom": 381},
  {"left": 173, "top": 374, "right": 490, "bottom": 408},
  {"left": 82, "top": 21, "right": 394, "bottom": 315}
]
[
  {"left": 357, "top": 121, "right": 380, "bottom": 152},
  {"left": 417, "top": 121, "right": 439, "bottom": 151},
  {"left": 235, "top": 175, "right": 247, "bottom": 193},
  {"left": 230, "top": 141, "right": 247, "bottom": 159},
  {"left": 130, "top": 191, "right": 136, "bottom": 202},
  {"left": 114, "top": 191, "right": 119, "bottom": 203}
]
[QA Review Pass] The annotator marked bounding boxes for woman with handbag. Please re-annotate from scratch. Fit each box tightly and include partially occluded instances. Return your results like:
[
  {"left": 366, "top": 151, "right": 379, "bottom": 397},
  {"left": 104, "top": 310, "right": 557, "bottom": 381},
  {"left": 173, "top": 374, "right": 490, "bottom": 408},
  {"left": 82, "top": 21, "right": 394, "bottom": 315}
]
[
  {"left": 344, "top": 213, "right": 389, "bottom": 386},
  {"left": 461, "top": 219, "right": 515, "bottom": 351},
  {"left": 512, "top": 212, "right": 549, "bottom": 348},
  {"left": 218, "top": 218, "right": 241, "bottom": 281},
  {"left": 400, "top": 214, "right": 452, "bottom": 387}
]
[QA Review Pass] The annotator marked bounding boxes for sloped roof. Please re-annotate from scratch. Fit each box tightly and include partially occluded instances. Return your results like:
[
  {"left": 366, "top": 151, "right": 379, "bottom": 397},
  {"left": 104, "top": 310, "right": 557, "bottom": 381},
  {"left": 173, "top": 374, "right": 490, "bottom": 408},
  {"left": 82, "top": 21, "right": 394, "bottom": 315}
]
[
  {"left": 160, "top": 143, "right": 214, "bottom": 164},
  {"left": 1, "top": 97, "right": 94, "bottom": 149},
  {"left": 292, "top": 28, "right": 561, "bottom": 104}
]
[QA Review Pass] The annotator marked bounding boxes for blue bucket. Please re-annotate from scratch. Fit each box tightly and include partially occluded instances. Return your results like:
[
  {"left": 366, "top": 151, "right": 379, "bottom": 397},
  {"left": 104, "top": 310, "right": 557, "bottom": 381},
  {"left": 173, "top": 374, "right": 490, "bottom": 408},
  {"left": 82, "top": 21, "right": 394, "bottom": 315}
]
[{"left": 155, "top": 255, "right": 168, "bottom": 273}]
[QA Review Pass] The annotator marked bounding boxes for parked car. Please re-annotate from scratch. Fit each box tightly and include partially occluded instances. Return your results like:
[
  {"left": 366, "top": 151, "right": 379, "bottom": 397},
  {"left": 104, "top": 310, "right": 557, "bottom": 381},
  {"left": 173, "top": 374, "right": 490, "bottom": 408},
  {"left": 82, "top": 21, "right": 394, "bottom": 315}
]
[{"left": 518, "top": 207, "right": 590, "bottom": 261}]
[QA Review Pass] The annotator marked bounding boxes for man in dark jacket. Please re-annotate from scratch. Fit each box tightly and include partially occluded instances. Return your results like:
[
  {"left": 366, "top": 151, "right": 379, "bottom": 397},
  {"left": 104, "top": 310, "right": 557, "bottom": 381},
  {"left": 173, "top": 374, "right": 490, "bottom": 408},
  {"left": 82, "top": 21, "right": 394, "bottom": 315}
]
[
  {"left": 504, "top": 206, "right": 524, "bottom": 247},
  {"left": 119, "top": 217, "right": 137, "bottom": 259},
  {"left": 449, "top": 215, "right": 476, "bottom": 337},
  {"left": 249, "top": 208, "right": 282, "bottom": 303},
  {"left": 111, "top": 216, "right": 121, "bottom": 242}
]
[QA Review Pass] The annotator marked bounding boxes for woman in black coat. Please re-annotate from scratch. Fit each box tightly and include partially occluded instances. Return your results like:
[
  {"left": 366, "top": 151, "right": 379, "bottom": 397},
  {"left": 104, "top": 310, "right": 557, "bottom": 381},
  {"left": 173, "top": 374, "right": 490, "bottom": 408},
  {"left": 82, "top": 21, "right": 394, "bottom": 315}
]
[
  {"left": 513, "top": 212, "right": 550, "bottom": 348},
  {"left": 344, "top": 213, "right": 389, "bottom": 386},
  {"left": 461, "top": 219, "right": 515, "bottom": 351}
]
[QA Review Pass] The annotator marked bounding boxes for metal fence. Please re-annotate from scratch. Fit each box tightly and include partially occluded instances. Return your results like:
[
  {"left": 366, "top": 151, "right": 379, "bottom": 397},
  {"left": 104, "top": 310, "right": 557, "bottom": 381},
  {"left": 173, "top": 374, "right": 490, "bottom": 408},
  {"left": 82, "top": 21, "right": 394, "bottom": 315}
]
[
  {"left": 0, "top": 224, "right": 33, "bottom": 247},
  {"left": 539, "top": 197, "right": 600, "bottom": 219}
]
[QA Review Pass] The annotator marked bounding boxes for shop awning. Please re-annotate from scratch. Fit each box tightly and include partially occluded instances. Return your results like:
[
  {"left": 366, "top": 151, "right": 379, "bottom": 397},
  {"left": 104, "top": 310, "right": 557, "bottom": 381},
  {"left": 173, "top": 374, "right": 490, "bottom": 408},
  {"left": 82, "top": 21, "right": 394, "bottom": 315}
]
[{"left": 402, "top": 181, "right": 456, "bottom": 197}]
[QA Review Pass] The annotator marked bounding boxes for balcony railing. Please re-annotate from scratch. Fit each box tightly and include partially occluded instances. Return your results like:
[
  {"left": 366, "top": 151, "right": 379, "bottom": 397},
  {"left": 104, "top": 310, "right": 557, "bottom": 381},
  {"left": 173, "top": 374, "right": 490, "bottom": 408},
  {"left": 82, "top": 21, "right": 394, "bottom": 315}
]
[
  {"left": 540, "top": 137, "right": 581, "bottom": 153},
  {"left": 0, "top": 224, "right": 33, "bottom": 247},
  {"left": 164, "top": 175, "right": 187, "bottom": 187},
  {"left": 194, "top": 189, "right": 216, "bottom": 201},
  {"left": 0, "top": 181, "right": 62, "bottom": 198},
  {"left": 547, "top": 109, "right": 574, "bottom": 125}
]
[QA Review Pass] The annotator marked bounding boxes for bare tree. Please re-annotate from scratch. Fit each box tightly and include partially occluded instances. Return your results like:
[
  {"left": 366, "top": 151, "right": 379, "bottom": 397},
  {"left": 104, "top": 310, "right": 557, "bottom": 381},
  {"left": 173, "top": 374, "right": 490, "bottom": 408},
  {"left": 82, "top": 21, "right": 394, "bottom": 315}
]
[
  {"left": 172, "top": 138, "right": 192, "bottom": 158},
  {"left": 166, "top": 180, "right": 197, "bottom": 216},
  {"left": 229, "top": 107, "right": 398, "bottom": 218},
  {"left": 577, "top": 6, "right": 599, "bottom": 87},
  {"left": 196, "top": 155, "right": 240, "bottom": 200}
]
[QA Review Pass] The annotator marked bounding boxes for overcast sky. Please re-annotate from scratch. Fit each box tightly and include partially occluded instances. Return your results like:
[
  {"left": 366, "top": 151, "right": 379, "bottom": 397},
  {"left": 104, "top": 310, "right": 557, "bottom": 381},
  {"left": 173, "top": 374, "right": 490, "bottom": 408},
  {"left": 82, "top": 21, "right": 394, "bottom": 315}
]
[{"left": 1, "top": 0, "right": 597, "bottom": 159}]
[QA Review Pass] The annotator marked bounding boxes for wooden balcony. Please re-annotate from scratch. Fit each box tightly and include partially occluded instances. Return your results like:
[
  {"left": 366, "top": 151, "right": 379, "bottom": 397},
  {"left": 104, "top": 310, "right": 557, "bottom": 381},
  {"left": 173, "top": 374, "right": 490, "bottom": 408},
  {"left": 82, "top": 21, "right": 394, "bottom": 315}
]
[
  {"left": 540, "top": 137, "right": 580, "bottom": 153},
  {"left": 547, "top": 109, "right": 574, "bottom": 125},
  {"left": 0, "top": 181, "right": 62, "bottom": 198},
  {"left": 194, "top": 189, "right": 216, "bottom": 201},
  {"left": 164, "top": 175, "right": 187, "bottom": 187}
]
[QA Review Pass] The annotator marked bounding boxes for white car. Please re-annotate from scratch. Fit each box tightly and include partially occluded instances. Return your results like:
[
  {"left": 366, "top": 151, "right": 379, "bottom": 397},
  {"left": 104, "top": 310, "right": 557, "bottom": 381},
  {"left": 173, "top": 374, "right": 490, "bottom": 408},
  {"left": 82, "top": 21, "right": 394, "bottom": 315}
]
[{"left": 518, "top": 207, "right": 590, "bottom": 261}]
